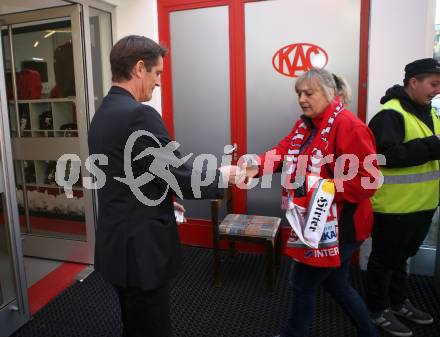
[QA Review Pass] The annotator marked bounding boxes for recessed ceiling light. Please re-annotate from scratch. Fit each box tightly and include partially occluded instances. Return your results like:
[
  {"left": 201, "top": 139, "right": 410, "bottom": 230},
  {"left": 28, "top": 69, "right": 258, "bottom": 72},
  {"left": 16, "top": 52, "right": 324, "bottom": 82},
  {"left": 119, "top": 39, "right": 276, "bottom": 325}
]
[{"left": 44, "top": 31, "right": 56, "bottom": 38}]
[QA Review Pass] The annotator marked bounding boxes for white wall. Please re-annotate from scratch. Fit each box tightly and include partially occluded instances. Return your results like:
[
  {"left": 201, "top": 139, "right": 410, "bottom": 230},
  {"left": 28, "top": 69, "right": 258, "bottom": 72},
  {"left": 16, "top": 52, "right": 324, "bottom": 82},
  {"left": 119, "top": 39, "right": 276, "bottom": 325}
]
[
  {"left": 361, "top": 0, "right": 436, "bottom": 270},
  {"left": 111, "top": 0, "right": 436, "bottom": 119},
  {"left": 110, "top": 0, "right": 437, "bottom": 270},
  {"left": 366, "top": 0, "right": 435, "bottom": 122},
  {"left": 0, "top": 0, "right": 66, "bottom": 14},
  {"left": 114, "top": 0, "right": 162, "bottom": 113}
]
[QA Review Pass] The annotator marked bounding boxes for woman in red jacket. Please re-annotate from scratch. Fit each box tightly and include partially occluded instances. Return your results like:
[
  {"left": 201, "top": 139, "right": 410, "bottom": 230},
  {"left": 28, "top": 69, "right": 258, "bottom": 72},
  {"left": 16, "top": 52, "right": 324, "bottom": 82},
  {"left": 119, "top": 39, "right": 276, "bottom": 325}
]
[{"left": 247, "top": 68, "right": 379, "bottom": 337}]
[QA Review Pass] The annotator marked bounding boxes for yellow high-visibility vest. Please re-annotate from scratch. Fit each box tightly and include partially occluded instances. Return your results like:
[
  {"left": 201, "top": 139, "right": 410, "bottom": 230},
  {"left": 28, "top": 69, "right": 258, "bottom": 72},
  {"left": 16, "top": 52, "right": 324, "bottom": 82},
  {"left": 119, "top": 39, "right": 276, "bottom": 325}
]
[{"left": 371, "top": 99, "right": 440, "bottom": 214}]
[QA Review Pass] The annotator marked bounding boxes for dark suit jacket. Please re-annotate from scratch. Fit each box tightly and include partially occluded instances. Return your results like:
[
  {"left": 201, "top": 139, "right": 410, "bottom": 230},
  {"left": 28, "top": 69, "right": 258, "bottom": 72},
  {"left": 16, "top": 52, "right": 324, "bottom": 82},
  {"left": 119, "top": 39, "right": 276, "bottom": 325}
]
[{"left": 88, "top": 86, "right": 223, "bottom": 290}]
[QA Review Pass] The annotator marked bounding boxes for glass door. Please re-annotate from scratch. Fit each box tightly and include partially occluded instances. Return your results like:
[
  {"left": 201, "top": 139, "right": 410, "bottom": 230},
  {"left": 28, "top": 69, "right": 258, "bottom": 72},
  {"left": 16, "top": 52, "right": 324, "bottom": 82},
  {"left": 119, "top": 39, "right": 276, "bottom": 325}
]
[
  {"left": 0, "top": 5, "right": 96, "bottom": 263},
  {"left": 169, "top": 5, "right": 231, "bottom": 220},
  {"left": 244, "top": 0, "right": 363, "bottom": 221},
  {"left": 436, "top": 212, "right": 440, "bottom": 295},
  {"left": 159, "top": 0, "right": 369, "bottom": 221},
  {"left": 158, "top": 0, "right": 247, "bottom": 219},
  {"left": 434, "top": 0, "right": 440, "bottom": 296},
  {"left": 408, "top": 0, "right": 440, "bottom": 282},
  {"left": 0, "top": 29, "right": 29, "bottom": 335}
]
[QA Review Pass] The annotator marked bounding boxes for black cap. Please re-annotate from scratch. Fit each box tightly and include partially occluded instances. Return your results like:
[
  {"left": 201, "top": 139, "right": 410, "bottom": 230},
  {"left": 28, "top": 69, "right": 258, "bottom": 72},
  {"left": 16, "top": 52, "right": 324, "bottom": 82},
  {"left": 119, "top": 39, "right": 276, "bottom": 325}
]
[{"left": 404, "top": 58, "right": 440, "bottom": 79}]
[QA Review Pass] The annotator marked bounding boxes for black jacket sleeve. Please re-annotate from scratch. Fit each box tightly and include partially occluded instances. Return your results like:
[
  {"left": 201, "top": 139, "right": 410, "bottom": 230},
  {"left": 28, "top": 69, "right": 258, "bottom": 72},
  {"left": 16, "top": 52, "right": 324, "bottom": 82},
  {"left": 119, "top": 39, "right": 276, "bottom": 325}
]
[
  {"left": 130, "top": 105, "right": 224, "bottom": 200},
  {"left": 368, "top": 109, "right": 440, "bottom": 168}
]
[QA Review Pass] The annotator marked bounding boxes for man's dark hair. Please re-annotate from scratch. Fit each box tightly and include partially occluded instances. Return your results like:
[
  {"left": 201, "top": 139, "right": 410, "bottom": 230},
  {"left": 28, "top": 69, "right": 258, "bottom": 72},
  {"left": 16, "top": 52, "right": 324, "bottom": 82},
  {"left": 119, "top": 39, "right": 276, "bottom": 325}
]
[
  {"left": 110, "top": 35, "right": 167, "bottom": 82},
  {"left": 403, "top": 73, "right": 432, "bottom": 87}
]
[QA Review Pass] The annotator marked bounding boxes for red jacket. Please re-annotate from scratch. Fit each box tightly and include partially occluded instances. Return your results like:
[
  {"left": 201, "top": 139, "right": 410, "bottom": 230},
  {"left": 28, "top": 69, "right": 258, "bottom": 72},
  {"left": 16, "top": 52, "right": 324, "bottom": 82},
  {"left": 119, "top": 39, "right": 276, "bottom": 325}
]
[{"left": 258, "top": 100, "right": 378, "bottom": 243}]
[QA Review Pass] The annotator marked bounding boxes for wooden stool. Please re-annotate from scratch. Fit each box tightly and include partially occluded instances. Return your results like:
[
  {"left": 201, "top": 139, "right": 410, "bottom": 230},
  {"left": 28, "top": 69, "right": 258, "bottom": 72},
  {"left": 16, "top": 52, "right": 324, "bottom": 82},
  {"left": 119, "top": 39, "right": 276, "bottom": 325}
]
[{"left": 211, "top": 193, "right": 281, "bottom": 290}]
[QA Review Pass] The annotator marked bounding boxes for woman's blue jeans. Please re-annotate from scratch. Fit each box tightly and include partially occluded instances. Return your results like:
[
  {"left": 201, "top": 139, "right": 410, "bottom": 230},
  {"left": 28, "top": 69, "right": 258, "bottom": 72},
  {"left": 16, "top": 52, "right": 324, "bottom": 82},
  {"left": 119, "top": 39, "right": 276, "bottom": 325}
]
[{"left": 281, "top": 242, "right": 378, "bottom": 337}]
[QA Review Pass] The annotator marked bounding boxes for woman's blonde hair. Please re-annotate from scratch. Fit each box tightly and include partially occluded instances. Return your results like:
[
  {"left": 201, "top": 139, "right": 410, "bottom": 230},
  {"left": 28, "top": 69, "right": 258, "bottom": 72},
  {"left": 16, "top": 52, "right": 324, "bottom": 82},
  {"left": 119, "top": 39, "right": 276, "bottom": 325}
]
[{"left": 294, "top": 67, "right": 352, "bottom": 104}]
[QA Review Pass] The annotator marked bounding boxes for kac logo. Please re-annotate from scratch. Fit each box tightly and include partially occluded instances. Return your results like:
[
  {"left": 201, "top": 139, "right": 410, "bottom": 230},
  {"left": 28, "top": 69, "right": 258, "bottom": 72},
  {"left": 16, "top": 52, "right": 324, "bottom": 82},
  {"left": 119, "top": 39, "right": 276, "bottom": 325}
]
[{"left": 272, "top": 43, "right": 328, "bottom": 78}]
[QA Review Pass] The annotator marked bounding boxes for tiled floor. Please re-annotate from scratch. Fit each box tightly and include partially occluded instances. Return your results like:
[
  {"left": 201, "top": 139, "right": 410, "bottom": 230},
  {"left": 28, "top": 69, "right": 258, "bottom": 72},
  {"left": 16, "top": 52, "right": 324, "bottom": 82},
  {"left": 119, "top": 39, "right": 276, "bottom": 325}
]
[
  {"left": 23, "top": 257, "right": 62, "bottom": 287},
  {"left": 0, "top": 252, "right": 16, "bottom": 306},
  {"left": 1, "top": 253, "right": 62, "bottom": 307}
]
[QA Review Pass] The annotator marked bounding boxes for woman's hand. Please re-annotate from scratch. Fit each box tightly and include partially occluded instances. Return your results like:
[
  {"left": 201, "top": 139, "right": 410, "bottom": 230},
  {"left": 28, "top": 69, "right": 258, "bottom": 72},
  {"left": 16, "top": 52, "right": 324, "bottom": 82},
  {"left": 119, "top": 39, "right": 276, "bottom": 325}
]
[
  {"left": 244, "top": 165, "right": 259, "bottom": 178},
  {"left": 239, "top": 154, "right": 260, "bottom": 180}
]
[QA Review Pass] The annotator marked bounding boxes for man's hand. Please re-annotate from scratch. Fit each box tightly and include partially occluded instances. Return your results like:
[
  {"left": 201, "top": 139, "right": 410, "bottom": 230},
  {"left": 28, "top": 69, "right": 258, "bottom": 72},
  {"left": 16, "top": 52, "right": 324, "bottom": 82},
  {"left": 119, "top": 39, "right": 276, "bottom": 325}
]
[
  {"left": 173, "top": 201, "right": 185, "bottom": 213},
  {"left": 173, "top": 201, "right": 186, "bottom": 224},
  {"left": 219, "top": 165, "right": 246, "bottom": 185}
]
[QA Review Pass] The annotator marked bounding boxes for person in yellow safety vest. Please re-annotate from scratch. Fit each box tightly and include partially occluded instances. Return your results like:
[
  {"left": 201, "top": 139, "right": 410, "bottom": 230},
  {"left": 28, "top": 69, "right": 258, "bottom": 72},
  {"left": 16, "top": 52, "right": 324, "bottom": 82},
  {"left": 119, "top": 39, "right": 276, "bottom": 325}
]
[{"left": 366, "top": 58, "right": 440, "bottom": 337}]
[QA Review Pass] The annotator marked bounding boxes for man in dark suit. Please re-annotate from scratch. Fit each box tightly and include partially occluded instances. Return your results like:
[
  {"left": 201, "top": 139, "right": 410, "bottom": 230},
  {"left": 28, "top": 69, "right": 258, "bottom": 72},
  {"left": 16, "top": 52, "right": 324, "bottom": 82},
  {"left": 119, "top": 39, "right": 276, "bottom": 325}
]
[{"left": 88, "top": 35, "right": 241, "bottom": 337}]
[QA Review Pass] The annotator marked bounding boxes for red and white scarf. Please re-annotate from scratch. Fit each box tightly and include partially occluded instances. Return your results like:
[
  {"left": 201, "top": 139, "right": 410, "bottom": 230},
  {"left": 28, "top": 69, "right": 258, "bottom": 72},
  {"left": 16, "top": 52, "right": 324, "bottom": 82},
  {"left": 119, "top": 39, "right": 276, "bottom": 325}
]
[
  {"left": 282, "top": 100, "right": 345, "bottom": 267},
  {"left": 281, "top": 100, "right": 345, "bottom": 209}
]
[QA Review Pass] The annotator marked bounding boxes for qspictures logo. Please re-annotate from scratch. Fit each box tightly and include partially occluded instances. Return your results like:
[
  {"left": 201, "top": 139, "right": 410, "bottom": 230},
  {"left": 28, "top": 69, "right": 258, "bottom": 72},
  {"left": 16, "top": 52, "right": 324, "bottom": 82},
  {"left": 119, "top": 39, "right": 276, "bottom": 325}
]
[{"left": 55, "top": 131, "right": 384, "bottom": 206}]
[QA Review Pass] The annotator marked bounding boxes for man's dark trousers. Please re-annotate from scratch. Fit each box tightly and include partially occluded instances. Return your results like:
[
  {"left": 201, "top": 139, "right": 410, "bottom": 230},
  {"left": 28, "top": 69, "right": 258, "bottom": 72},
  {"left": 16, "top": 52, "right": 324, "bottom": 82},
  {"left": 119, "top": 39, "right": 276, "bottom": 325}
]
[
  {"left": 366, "top": 211, "right": 434, "bottom": 312},
  {"left": 116, "top": 284, "right": 171, "bottom": 337}
]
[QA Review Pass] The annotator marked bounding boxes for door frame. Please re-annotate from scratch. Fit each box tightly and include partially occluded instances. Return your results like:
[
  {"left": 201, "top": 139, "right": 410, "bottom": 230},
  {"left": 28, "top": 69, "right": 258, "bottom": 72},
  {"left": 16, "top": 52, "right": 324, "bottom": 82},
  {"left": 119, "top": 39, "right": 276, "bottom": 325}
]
[
  {"left": 0, "top": 26, "right": 30, "bottom": 337},
  {"left": 0, "top": 4, "right": 96, "bottom": 263},
  {"left": 436, "top": 211, "right": 440, "bottom": 295},
  {"left": 158, "top": 0, "right": 247, "bottom": 213},
  {"left": 157, "top": 0, "right": 371, "bottom": 214}
]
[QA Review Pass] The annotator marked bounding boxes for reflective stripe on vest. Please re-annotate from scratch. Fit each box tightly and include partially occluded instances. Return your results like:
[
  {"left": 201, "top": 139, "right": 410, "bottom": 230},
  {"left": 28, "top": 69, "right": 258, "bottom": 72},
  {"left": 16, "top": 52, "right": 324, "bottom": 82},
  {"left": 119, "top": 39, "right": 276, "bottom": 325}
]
[
  {"left": 383, "top": 170, "right": 440, "bottom": 184},
  {"left": 371, "top": 99, "right": 440, "bottom": 214}
]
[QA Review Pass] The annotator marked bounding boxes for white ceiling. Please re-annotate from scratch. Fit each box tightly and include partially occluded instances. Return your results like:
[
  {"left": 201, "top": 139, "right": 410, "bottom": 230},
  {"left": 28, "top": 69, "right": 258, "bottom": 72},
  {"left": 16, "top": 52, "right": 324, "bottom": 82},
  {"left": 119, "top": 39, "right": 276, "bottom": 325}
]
[{"left": 0, "top": 0, "right": 68, "bottom": 16}]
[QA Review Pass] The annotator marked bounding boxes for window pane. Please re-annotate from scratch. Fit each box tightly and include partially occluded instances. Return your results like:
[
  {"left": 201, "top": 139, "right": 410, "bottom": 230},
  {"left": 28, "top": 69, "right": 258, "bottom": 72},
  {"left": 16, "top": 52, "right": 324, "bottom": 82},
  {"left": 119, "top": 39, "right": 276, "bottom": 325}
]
[{"left": 89, "top": 7, "right": 112, "bottom": 109}]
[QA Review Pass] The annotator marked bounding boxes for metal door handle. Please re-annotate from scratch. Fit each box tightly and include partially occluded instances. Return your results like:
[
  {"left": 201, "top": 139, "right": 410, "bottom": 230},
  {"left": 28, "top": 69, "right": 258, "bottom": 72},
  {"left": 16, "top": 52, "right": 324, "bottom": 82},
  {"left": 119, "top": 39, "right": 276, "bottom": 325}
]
[{"left": 223, "top": 144, "right": 238, "bottom": 161}]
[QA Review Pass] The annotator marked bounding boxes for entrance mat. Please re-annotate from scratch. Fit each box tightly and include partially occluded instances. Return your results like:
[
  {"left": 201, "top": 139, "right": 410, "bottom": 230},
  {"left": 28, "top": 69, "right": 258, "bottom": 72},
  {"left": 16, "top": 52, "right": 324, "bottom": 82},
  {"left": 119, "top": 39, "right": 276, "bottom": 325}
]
[{"left": 12, "top": 246, "right": 440, "bottom": 337}]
